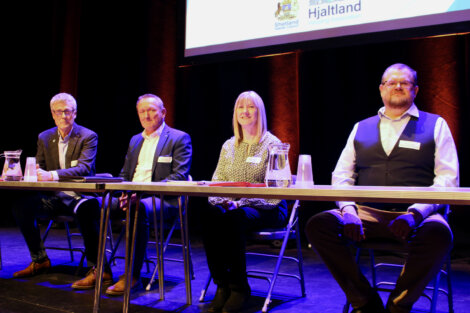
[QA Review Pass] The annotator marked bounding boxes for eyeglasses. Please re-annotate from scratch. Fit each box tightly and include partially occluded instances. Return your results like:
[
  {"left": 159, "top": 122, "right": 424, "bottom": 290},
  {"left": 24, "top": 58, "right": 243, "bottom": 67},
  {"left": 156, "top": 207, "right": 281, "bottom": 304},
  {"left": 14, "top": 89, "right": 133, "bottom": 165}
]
[
  {"left": 382, "top": 80, "right": 415, "bottom": 88},
  {"left": 52, "top": 109, "right": 75, "bottom": 117}
]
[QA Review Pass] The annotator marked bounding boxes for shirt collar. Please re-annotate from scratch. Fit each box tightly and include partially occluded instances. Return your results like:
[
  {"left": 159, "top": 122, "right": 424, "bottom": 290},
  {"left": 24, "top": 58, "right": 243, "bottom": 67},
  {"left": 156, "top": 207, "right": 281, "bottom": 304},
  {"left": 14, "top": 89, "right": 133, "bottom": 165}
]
[
  {"left": 378, "top": 103, "right": 419, "bottom": 121},
  {"left": 142, "top": 121, "right": 165, "bottom": 140},
  {"left": 58, "top": 126, "right": 73, "bottom": 142}
]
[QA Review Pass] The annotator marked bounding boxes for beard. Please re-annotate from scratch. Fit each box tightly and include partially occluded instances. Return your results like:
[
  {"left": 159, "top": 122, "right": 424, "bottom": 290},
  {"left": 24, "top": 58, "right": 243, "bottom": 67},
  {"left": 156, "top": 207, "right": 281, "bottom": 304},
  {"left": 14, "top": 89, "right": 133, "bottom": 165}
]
[{"left": 383, "top": 92, "right": 413, "bottom": 109}]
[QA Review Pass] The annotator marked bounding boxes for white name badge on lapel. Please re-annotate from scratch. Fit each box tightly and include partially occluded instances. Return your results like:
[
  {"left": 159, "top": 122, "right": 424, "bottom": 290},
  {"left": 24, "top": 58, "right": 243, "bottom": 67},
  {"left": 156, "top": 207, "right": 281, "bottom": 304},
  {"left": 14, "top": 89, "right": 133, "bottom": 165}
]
[
  {"left": 246, "top": 156, "right": 261, "bottom": 164},
  {"left": 158, "top": 156, "right": 173, "bottom": 163},
  {"left": 398, "top": 140, "right": 421, "bottom": 150}
]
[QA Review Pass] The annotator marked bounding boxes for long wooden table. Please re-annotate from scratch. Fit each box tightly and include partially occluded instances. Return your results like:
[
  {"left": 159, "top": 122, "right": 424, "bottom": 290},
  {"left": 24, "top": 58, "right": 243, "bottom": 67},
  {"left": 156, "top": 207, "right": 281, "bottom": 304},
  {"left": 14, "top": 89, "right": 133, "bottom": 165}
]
[
  {"left": 94, "top": 182, "right": 470, "bottom": 313},
  {"left": 0, "top": 180, "right": 104, "bottom": 192}
]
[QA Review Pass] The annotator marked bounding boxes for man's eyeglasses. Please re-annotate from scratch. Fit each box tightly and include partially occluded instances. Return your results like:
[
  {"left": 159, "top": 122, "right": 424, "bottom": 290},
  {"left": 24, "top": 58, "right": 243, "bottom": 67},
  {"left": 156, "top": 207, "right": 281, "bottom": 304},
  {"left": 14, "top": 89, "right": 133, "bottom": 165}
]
[
  {"left": 52, "top": 109, "right": 75, "bottom": 117},
  {"left": 382, "top": 80, "right": 415, "bottom": 88}
]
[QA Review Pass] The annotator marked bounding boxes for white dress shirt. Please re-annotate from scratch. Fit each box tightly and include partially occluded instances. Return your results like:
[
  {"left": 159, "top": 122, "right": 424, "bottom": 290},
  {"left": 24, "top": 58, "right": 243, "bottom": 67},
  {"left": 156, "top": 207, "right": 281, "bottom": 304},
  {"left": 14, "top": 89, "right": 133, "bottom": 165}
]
[
  {"left": 132, "top": 122, "right": 165, "bottom": 183},
  {"left": 50, "top": 129, "right": 72, "bottom": 181},
  {"left": 333, "top": 104, "right": 459, "bottom": 219}
]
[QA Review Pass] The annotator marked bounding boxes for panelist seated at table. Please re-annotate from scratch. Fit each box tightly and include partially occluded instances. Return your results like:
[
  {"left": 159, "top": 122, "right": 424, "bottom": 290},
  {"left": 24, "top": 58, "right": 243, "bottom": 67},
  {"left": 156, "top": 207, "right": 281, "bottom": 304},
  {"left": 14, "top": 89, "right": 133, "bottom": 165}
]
[
  {"left": 12, "top": 92, "right": 100, "bottom": 278},
  {"left": 305, "top": 63, "right": 459, "bottom": 313},
  {"left": 201, "top": 91, "right": 288, "bottom": 313},
  {"left": 71, "top": 93, "right": 192, "bottom": 295}
]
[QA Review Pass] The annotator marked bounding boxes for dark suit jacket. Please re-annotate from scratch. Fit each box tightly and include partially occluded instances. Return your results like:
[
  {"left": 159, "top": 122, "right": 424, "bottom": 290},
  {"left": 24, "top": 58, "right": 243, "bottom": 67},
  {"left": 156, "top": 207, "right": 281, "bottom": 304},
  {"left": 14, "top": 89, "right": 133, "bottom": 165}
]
[
  {"left": 36, "top": 123, "right": 98, "bottom": 176},
  {"left": 119, "top": 124, "right": 192, "bottom": 207},
  {"left": 36, "top": 123, "right": 98, "bottom": 206}
]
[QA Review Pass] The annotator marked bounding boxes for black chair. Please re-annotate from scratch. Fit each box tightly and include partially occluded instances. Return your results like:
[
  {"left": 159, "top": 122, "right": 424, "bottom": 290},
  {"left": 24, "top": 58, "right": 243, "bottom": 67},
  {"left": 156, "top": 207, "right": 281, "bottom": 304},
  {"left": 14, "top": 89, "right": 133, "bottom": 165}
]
[
  {"left": 199, "top": 199, "right": 306, "bottom": 313},
  {"left": 42, "top": 215, "right": 115, "bottom": 273},
  {"left": 343, "top": 205, "right": 453, "bottom": 313}
]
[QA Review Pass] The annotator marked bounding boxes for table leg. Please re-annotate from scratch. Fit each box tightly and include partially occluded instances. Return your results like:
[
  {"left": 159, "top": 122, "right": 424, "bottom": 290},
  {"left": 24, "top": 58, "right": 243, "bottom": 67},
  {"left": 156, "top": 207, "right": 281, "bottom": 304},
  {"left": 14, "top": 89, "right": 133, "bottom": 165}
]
[
  {"left": 93, "top": 191, "right": 112, "bottom": 313},
  {"left": 178, "top": 195, "right": 192, "bottom": 305},
  {"left": 123, "top": 192, "right": 142, "bottom": 313},
  {"left": 158, "top": 194, "right": 165, "bottom": 300},
  {"left": 147, "top": 196, "right": 162, "bottom": 294}
]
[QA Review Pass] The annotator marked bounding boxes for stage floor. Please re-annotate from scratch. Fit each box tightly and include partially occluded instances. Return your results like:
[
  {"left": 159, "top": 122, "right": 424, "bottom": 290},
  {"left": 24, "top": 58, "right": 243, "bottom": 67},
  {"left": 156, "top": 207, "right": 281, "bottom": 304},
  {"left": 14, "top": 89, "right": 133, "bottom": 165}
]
[{"left": 0, "top": 226, "right": 469, "bottom": 313}]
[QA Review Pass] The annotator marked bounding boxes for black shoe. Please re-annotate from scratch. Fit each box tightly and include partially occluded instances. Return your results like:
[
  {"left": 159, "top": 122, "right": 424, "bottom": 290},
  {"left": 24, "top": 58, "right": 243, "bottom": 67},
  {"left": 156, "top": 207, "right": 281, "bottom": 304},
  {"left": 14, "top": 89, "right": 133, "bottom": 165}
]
[
  {"left": 351, "top": 292, "right": 385, "bottom": 313},
  {"left": 222, "top": 285, "right": 251, "bottom": 313},
  {"left": 208, "top": 285, "right": 230, "bottom": 313}
]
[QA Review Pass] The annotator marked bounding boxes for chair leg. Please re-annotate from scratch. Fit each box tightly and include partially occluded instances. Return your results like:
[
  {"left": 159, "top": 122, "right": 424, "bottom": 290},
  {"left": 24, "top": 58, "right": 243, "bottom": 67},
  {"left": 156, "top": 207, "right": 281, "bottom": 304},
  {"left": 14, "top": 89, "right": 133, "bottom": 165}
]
[
  {"left": 260, "top": 203, "right": 302, "bottom": 313},
  {"left": 199, "top": 274, "right": 212, "bottom": 302},
  {"left": 146, "top": 259, "right": 160, "bottom": 291},
  {"left": 430, "top": 271, "right": 440, "bottom": 313},
  {"left": 369, "top": 250, "right": 377, "bottom": 289},
  {"left": 106, "top": 220, "right": 116, "bottom": 265},
  {"left": 446, "top": 256, "right": 454, "bottom": 313},
  {"left": 295, "top": 221, "right": 306, "bottom": 297},
  {"left": 64, "top": 221, "right": 74, "bottom": 262},
  {"left": 42, "top": 220, "right": 54, "bottom": 242},
  {"left": 108, "top": 225, "right": 125, "bottom": 264},
  {"left": 75, "top": 252, "right": 87, "bottom": 275}
]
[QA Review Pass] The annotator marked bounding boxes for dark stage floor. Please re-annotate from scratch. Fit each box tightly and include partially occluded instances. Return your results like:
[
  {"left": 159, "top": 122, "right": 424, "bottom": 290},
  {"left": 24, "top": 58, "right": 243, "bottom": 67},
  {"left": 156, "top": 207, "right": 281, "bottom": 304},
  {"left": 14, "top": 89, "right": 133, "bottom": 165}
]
[{"left": 0, "top": 226, "right": 469, "bottom": 313}]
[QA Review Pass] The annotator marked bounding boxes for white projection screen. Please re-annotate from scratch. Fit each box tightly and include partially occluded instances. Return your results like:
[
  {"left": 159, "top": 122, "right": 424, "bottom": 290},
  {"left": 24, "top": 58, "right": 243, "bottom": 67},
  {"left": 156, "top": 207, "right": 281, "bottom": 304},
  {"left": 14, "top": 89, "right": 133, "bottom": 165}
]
[{"left": 184, "top": 0, "right": 470, "bottom": 60}]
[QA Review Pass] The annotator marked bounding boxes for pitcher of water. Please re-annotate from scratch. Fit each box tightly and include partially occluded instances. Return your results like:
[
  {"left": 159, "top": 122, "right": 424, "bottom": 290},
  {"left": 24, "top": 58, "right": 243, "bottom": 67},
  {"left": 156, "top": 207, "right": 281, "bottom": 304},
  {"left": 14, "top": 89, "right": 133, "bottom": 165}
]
[
  {"left": 1, "top": 150, "right": 23, "bottom": 181},
  {"left": 265, "top": 143, "right": 292, "bottom": 187}
]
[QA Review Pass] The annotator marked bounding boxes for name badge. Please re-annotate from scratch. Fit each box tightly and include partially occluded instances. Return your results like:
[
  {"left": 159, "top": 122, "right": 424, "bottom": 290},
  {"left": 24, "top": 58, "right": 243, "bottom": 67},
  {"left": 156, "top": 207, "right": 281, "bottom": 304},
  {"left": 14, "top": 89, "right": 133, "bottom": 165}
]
[
  {"left": 158, "top": 156, "right": 172, "bottom": 163},
  {"left": 71, "top": 160, "right": 78, "bottom": 167},
  {"left": 398, "top": 140, "right": 421, "bottom": 150},
  {"left": 246, "top": 156, "right": 261, "bottom": 164}
]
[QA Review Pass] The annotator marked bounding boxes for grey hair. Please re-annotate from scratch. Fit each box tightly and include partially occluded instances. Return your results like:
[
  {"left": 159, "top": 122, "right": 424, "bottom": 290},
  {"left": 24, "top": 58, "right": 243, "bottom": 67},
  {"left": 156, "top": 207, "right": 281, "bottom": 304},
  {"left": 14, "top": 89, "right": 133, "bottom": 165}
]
[
  {"left": 50, "top": 93, "right": 77, "bottom": 110},
  {"left": 136, "top": 93, "right": 165, "bottom": 110}
]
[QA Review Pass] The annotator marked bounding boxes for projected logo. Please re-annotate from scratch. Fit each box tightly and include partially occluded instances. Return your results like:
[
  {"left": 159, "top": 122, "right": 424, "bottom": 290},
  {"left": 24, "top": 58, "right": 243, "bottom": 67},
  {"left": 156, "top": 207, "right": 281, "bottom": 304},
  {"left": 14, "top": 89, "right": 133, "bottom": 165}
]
[
  {"left": 275, "top": 0, "right": 300, "bottom": 30},
  {"left": 275, "top": 0, "right": 299, "bottom": 20}
]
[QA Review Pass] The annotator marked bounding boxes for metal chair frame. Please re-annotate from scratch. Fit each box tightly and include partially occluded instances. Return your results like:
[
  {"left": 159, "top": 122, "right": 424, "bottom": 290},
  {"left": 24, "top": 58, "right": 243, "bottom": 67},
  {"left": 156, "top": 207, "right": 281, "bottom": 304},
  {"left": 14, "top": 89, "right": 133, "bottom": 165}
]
[
  {"left": 199, "top": 200, "right": 306, "bottom": 313},
  {"left": 42, "top": 215, "right": 115, "bottom": 274},
  {"left": 108, "top": 185, "right": 194, "bottom": 291},
  {"left": 343, "top": 205, "right": 454, "bottom": 313}
]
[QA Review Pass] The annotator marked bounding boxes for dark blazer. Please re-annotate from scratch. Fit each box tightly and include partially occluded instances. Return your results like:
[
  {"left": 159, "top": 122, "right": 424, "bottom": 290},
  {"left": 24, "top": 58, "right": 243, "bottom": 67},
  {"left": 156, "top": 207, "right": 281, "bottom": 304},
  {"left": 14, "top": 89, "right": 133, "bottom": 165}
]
[
  {"left": 119, "top": 124, "right": 192, "bottom": 188},
  {"left": 36, "top": 123, "right": 98, "bottom": 176},
  {"left": 35, "top": 123, "right": 98, "bottom": 206}
]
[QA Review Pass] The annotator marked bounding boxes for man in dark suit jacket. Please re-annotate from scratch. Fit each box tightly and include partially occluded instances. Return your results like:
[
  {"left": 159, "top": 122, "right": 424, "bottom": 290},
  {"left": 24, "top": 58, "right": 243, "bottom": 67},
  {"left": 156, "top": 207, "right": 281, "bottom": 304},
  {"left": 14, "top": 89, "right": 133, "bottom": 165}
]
[
  {"left": 12, "top": 93, "right": 98, "bottom": 278},
  {"left": 71, "top": 93, "right": 192, "bottom": 295}
]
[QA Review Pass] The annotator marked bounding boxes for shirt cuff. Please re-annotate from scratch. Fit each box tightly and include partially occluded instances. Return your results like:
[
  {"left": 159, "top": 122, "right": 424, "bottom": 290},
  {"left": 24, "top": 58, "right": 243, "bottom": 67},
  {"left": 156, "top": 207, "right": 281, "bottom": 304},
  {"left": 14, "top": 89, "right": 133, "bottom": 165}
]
[
  {"left": 339, "top": 203, "right": 358, "bottom": 214},
  {"left": 338, "top": 201, "right": 356, "bottom": 210},
  {"left": 407, "top": 203, "right": 438, "bottom": 219},
  {"left": 51, "top": 171, "right": 59, "bottom": 181}
]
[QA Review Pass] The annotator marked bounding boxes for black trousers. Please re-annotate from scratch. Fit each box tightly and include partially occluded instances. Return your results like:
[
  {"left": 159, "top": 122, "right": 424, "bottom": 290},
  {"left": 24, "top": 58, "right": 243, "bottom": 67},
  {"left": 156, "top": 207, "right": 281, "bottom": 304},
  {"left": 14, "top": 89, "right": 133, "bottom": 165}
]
[
  {"left": 12, "top": 191, "right": 79, "bottom": 263},
  {"left": 201, "top": 201, "right": 287, "bottom": 290}
]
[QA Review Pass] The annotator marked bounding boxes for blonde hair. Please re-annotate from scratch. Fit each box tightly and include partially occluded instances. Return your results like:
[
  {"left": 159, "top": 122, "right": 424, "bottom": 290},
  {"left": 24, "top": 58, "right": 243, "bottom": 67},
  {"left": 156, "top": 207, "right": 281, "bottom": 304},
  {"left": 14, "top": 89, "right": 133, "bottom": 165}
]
[{"left": 232, "top": 91, "right": 267, "bottom": 146}]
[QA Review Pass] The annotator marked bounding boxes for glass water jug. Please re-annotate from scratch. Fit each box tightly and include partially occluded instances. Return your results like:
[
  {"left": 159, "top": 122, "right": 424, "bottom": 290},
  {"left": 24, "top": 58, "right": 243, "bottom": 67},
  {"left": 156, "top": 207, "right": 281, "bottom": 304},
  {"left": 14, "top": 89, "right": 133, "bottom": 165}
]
[
  {"left": 1, "top": 150, "right": 23, "bottom": 181},
  {"left": 265, "top": 143, "right": 291, "bottom": 187}
]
